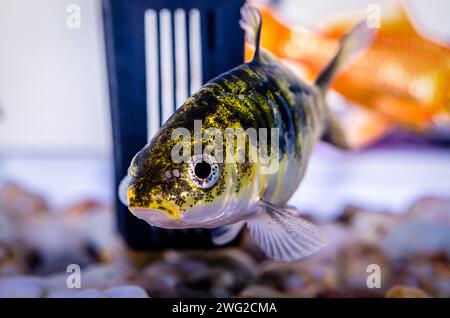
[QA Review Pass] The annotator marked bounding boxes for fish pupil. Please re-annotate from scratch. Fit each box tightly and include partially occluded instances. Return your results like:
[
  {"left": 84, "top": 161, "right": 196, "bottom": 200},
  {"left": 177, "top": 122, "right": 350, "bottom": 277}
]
[{"left": 194, "top": 161, "right": 212, "bottom": 179}]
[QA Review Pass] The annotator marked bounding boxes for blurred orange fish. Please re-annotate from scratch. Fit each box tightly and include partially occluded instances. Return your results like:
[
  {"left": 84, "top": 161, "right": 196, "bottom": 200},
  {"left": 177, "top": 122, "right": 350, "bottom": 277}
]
[{"left": 246, "top": 1, "right": 450, "bottom": 148}]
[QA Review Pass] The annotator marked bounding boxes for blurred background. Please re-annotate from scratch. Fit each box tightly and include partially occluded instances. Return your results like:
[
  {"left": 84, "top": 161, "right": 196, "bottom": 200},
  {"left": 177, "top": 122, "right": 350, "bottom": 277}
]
[
  {"left": 0, "top": 0, "right": 449, "bottom": 298},
  {"left": 1, "top": 0, "right": 449, "bottom": 216}
]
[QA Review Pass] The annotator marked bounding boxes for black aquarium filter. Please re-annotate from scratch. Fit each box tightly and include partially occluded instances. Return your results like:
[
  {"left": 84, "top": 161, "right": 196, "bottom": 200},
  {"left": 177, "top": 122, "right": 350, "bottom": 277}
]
[{"left": 102, "top": 0, "right": 246, "bottom": 249}]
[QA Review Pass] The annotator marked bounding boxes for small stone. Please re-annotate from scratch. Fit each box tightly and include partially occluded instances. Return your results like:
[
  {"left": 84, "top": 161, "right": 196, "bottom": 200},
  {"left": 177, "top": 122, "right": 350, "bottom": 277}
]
[
  {"left": 407, "top": 197, "right": 450, "bottom": 224},
  {"left": 201, "top": 248, "right": 257, "bottom": 294},
  {"left": 0, "top": 276, "right": 44, "bottom": 298},
  {"left": 238, "top": 285, "right": 289, "bottom": 298},
  {"left": 386, "top": 285, "right": 430, "bottom": 298},
  {"left": 104, "top": 285, "right": 149, "bottom": 298},
  {"left": 140, "top": 261, "right": 182, "bottom": 297},
  {"left": 48, "top": 288, "right": 107, "bottom": 298},
  {"left": 62, "top": 200, "right": 102, "bottom": 217},
  {"left": 0, "top": 183, "right": 48, "bottom": 219},
  {"left": 336, "top": 243, "right": 392, "bottom": 292}
]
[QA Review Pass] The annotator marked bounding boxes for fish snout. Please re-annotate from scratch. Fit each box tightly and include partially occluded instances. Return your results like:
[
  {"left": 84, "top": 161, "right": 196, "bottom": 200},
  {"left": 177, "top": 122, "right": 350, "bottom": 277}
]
[
  {"left": 129, "top": 207, "right": 184, "bottom": 229},
  {"left": 127, "top": 186, "right": 183, "bottom": 228}
]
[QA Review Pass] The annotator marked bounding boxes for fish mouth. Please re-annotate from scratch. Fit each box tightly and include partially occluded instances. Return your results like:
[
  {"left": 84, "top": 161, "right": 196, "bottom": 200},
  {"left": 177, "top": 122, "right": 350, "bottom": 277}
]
[
  {"left": 128, "top": 206, "right": 230, "bottom": 229},
  {"left": 128, "top": 206, "right": 186, "bottom": 229},
  {"left": 127, "top": 184, "right": 184, "bottom": 227},
  {"left": 128, "top": 199, "right": 232, "bottom": 229},
  {"left": 126, "top": 185, "right": 234, "bottom": 229}
]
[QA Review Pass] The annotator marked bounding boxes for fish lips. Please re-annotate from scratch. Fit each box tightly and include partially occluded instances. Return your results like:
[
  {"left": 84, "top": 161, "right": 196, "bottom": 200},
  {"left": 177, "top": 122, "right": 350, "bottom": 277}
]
[
  {"left": 128, "top": 205, "right": 229, "bottom": 229},
  {"left": 128, "top": 205, "right": 218, "bottom": 229},
  {"left": 127, "top": 206, "right": 184, "bottom": 228}
]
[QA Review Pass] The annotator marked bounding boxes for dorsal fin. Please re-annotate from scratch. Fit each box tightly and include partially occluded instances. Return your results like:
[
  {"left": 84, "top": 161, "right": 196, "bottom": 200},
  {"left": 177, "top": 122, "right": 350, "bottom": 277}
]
[{"left": 239, "top": 4, "right": 262, "bottom": 61}]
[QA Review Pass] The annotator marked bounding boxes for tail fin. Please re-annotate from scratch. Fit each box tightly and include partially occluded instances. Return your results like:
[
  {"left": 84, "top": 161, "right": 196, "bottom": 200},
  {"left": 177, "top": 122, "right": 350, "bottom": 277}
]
[
  {"left": 240, "top": 4, "right": 262, "bottom": 61},
  {"left": 315, "top": 21, "right": 375, "bottom": 90}
]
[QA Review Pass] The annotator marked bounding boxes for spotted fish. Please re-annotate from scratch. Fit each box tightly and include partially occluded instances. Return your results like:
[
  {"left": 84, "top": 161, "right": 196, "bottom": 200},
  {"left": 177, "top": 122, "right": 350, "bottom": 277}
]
[{"left": 119, "top": 5, "right": 374, "bottom": 261}]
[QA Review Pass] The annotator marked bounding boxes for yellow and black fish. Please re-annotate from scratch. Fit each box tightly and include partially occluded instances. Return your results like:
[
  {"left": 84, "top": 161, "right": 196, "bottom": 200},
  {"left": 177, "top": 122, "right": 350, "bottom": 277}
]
[{"left": 119, "top": 5, "right": 373, "bottom": 261}]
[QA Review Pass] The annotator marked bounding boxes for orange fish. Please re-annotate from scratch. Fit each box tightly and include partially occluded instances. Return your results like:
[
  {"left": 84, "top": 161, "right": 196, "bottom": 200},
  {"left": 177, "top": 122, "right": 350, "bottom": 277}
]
[{"left": 246, "top": 1, "right": 450, "bottom": 148}]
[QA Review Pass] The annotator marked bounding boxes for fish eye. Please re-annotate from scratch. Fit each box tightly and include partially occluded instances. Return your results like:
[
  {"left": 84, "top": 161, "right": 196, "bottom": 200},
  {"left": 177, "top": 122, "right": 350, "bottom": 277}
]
[
  {"left": 188, "top": 155, "right": 221, "bottom": 189},
  {"left": 194, "top": 161, "right": 211, "bottom": 179}
]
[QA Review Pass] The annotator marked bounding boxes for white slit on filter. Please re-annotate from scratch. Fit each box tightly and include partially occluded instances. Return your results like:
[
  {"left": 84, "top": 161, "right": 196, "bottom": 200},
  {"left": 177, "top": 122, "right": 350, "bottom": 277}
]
[
  {"left": 189, "top": 9, "right": 202, "bottom": 95},
  {"left": 144, "top": 9, "right": 159, "bottom": 140},
  {"left": 145, "top": 8, "right": 202, "bottom": 140},
  {"left": 174, "top": 9, "right": 188, "bottom": 109},
  {"left": 159, "top": 9, "right": 174, "bottom": 125}
]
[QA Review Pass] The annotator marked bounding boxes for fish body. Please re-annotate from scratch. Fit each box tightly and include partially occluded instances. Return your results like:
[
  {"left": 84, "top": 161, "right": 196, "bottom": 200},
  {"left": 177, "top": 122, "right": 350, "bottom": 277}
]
[
  {"left": 124, "top": 54, "right": 321, "bottom": 228},
  {"left": 120, "top": 5, "right": 373, "bottom": 261}
]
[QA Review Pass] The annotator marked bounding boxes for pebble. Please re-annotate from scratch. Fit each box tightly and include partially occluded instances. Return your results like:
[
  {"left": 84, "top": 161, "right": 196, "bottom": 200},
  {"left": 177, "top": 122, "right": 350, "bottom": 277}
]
[
  {"left": 0, "top": 276, "right": 44, "bottom": 298},
  {"left": 385, "top": 285, "right": 430, "bottom": 298},
  {"left": 1, "top": 183, "right": 449, "bottom": 298}
]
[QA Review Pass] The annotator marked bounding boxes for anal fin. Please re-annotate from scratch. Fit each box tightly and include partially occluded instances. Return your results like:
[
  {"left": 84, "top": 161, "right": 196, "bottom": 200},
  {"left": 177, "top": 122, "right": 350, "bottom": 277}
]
[{"left": 211, "top": 221, "right": 245, "bottom": 246}]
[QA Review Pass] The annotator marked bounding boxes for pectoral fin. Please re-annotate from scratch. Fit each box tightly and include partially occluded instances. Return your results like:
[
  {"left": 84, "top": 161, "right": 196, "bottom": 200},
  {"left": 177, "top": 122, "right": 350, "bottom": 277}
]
[
  {"left": 211, "top": 221, "right": 245, "bottom": 245},
  {"left": 246, "top": 200, "right": 327, "bottom": 262},
  {"left": 118, "top": 175, "right": 131, "bottom": 206}
]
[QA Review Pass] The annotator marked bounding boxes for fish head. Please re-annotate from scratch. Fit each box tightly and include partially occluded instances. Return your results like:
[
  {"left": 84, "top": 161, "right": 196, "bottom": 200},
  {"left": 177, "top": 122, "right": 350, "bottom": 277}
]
[{"left": 124, "top": 89, "right": 262, "bottom": 229}]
